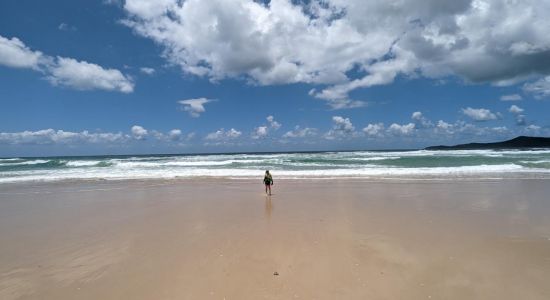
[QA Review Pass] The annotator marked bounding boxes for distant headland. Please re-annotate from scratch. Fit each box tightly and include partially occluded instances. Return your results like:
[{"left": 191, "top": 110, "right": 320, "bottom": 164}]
[{"left": 425, "top": 136, "right": 550, "bottom": 150}]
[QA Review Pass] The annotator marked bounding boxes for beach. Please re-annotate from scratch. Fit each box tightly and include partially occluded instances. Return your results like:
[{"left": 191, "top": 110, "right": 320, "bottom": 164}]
[{"left": 1, "top": 178, "right": 549, "bottom": 299}]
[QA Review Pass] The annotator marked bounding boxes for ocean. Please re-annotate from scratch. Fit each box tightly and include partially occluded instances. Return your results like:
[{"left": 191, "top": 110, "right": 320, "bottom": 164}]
[{"left": 1, "top": 149, "right": 550, "bottom": 183}]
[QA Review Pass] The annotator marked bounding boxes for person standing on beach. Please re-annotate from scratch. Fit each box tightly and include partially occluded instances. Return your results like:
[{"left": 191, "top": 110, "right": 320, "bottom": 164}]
[{"left": 263, "top": 170, "right": 273, "bottom": 195}]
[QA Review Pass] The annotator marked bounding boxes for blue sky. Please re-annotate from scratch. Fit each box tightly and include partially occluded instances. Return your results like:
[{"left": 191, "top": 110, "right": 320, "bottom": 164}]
[{"left": 1, "top": 0, "right": 549, "bottom": 156}]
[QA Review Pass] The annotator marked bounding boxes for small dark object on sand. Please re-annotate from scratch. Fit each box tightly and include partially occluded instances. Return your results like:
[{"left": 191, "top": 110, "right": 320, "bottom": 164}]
[{"left": 273, "top": 272, "right": 279, "bottom": 276}]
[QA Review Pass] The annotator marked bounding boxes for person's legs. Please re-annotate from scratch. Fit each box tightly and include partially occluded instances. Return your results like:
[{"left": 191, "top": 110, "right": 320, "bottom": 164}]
[
  {"left": 268, "top": 184, "right": 271, "bottom": 195},
  {"left": 265, "top": 184, "right": 269, "bottom": 194}
]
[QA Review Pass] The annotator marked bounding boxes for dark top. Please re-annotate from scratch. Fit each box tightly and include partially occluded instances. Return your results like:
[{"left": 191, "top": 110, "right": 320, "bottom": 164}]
[{"left": 263, "top": 174, "right": 273, "bottom": 185}]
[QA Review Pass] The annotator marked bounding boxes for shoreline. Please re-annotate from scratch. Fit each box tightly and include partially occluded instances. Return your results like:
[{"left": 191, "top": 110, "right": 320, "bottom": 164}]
[{"left": 2, "top": 172, "right": 550, "bottom": 187}]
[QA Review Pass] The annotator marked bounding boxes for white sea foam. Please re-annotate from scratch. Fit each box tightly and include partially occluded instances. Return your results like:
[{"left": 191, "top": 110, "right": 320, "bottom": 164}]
[
  {"left": 0, "top": 158, "right": 22, "bottom": 162},
  {"left": 1, "top": 149, "right": 550, "bottom": 184},
  {"left": 0, "top": 159, "right": 50, "bottom": 166},
  {"left": 112, "top": 160, "right": 237, "bottom": 168},
  {"left": 1, "top": 163, "right": 549, "bottom": 184},
  {"left": 64, "top": 161, "right": 102, "bottom": 167},
  {"left": 350, "top": 156, "right": 400, "bottom": 161},
  {"left": 520, "top": 160, "right": 550, "bottom": 164}
]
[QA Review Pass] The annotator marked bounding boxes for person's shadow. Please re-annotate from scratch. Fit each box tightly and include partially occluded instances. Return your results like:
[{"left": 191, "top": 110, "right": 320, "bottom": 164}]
[{"left": 265, "top": 195, "right": 273, "bottom": 220}]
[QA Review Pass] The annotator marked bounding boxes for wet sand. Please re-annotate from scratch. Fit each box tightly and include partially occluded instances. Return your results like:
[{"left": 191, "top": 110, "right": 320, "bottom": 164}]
[{"left": 1, "top": 178, "right": 550, "bottom": 299}]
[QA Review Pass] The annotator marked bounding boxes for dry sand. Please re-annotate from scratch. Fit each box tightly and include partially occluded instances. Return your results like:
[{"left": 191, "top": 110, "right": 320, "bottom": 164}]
[{"left": 1, "top": 178, "right": 550, "bottom": 299}]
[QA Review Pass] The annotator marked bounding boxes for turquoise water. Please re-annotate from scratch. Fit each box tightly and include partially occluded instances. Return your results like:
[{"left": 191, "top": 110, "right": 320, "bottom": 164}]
[{"left": 1, "top": 149, "right": 550, "bottom": 183}]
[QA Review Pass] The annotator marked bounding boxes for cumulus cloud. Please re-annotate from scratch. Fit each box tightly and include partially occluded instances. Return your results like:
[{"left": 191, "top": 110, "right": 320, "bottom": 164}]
[
  {"left": 252, "top": 116, "right": 281, "bottom": 139},
  {"left": 150, "top": 128, "right": 187, "bottom": 142},
  {"left": 0, "top": 34, "right": 133, "bottom": 93},
  {"left": 119, "top": 0, "right": 550, "bottom": 106},
  {"left": 140, "top": 67, "right": 155, "bottom": 75},
  {"left": 523, "top": 76, "right": 550, "bottom": 99},
  {"left": 514, "top": 115, "right": 527, "bottom": 126},
  {"left": 525, "top": 124, "right": 541, "bottom": 132},
  {"left": 500, "top": 94, "right": 522, "bottom": 101},
  {"left": 411, "top": 111, "right": 433, "bottom": 128},
  {"left": 387, "top": 123, "right": 416, "bottom": 136},
  {"left": 0, "top": 129, "right": 128, "bottom": 145},
  {"left": 325, "top": 116, "right": 356, "bottom": 139},
  {"left": 178, "top": 98, "right": 215, "bottom": 117},
  {"left": 362, "top": 123, "right": 385, "bottom": 137},
  {"left": 282, "top": 126, "right": 318, "bottom": 138},
  {"left": 47, "top": 57, "right": 134, "bottom": 92},
  {"left": 251, "top": 126, "right": 268, "bottom": 139},
  {"left": 168, "top": 129, "right": 182, "bottom": 140},
  {"left": 310, "top": 87, "right": 368, "bottom": 109},
  {"left": 461, "top": 107, "right": 498, "bottom": 121},
  {"left": 205, "top": 128, "right": 242, "bottom": 141},
  {"left": 266, "top": 115, "right": 281, "bottom": 130},
  {"left": 131, "top": 125, "right": 148, "bottom": 140},
  {"left": 0, "top": 127, "right": 191, "bottom": 146},
  {"left": 508, "top": 105, "right": 524, "bottom": 114},
  {"left": 508, "top": 105, "right": 526, "bottom": 126},
  {"left": 430, "top": 119, "right": 546, "bottom": 138},
  {"left": 0, "top": 35, "right": 44, "bottom": 69},
  {"left": 435, "top": 120, "right": 455, "bottom": 134}
]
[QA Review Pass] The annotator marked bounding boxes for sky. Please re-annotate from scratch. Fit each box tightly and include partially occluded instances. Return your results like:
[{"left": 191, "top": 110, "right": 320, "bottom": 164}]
[{"left": 1, "top": 0, "right": 549, "bottom": 156}]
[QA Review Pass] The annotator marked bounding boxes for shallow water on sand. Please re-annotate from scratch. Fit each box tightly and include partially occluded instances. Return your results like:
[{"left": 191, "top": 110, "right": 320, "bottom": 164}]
[{"left": 0, "top": 179, "right": 549, "bottom": 299}]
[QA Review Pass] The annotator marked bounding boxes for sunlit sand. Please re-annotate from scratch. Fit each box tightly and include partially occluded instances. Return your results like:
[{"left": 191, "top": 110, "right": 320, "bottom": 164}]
[{"left": 1, "top": 179, "right": 549, "bottom": 299}]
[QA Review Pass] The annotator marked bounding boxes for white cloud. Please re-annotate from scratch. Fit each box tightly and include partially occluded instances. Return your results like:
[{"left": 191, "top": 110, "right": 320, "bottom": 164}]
[
  {"left": 140, "top": 67, "right": 155, "bottom": 75},
  {"left": 251, "top": 115, "right": 282, "bottom": 139},
  {"left": 47, "top": 57, "right": 134, "bottom": 93},
  {"left": 224, "top": 128, "right": 242, "bottom": 138},
  {"left": 515, "top": 115, "right": 527, "bottom": 126},
  {"left": 120, "top": 0, "right": 550, "bottom": 105},
  {"left": 311, "top": 89, "right": 368, "bottom": 110},
  {"left": 149, "top": 128, "right": 187, "bottom": 142},
  {"left": 508, "top": 105, "right": 524, "bottom": 114},
  {"left": 0, "top": 35, "right": 44, "bottom": 69},
  {"left": 500, "top": 94, "right": 522, "bottom": 101},
  {"left": 0, "top": 34, "right": 134, "bottom": 93},
  {"left": 332, "top": 116, "right": 355, "bottom": 131},
  {"left": 123, "top": 0, "right": 175, "bottom": 19},
  {"left": 58, "top": 23, "right": 77, "bottom": 31},
  {"left": 0, "top": 127, "right": 191, "bottom": 146},
  {"left": 168, "top": 129, "right": 182, "bottom": 141},
  {"left": 205, "top": 128, "right": 242, "bottom": 141},
  {"left": 178, "top": 98, "right": 215, "bottom": 117},
  {"left": 362, "top": 123, "right": 385, "bottom": 137},
  {"left": 0, "top": 129, "right": 127, "bottom": 145},
  {"left": 252, "top": 126, "right": 269, "bottom": 139},
  {"left": 435, "top": 120, "right": 455, "bottom": 134},
  {"left": 411, "top": 112, "right": 422, "bottom": 120},
  {"left": 429, "top": 119, "right": 543, "bottom": 138},
  {"left": 325, "top": 116, "right": 356, "bottom": 139},
  {"left": 508, "top": 105, "right": 526, "bottom": 126},
  {"left": 387, "top": 123, "right": 416, "bottom": 136},
  {"left": 282, "top": 126, "right": 318, "bottom": 138},
  {"left": 411, "top": 111, "right": 433, "bottom": 128},
  {"left": 266, "top": 115, "right": 281, "bottom": 130},
  {"left": 103, "top": 0, "right": 123, "bottom": 6},
  {"left": 461, "top": 107, "right": 498, "bottom": 121},
  {"left": 525, "top": 124, "right": 541, "bottom": 132},
  {"left": 491, "top": 126, "right": 509, "bottom": 134},
  {"left": 131, "top": 125, "right": 148, "bottom": 140},
  {"left": 313, "top": 47, "right": 418, "bottom": 104},
  {"left": 523, "top": 76, "right": 550, "bottom": 99}
]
